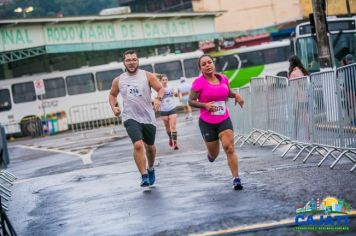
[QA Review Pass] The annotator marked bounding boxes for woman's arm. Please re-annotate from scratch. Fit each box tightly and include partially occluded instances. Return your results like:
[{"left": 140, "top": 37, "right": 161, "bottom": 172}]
[{"left": 188, "top": 89, "right": 205, "bottom": 108}]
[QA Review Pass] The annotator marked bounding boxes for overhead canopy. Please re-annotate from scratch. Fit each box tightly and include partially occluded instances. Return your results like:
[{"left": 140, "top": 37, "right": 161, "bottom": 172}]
[{"left": 0, "top": 12, "right": 221, "bottom": 63}]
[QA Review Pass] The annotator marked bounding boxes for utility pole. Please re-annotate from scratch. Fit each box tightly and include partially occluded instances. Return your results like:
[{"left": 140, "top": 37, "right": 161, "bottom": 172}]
[
  {"left": 311, "top": 0, "right": 332, "bottom": 68},
  {"left": 346, "top": 0, "right": 351, "bottom": 17}
]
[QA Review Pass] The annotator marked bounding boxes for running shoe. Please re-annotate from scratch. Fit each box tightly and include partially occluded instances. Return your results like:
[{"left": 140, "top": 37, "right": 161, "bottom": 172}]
[
  {"left": 232, "top": 177, "right": 243, "bottom": 190},
  {"left": 174, "top": 144, "right": 179, "bottom": 150},
  {"left": 140, "top": 174, "right": 150, "bottom": 187},
  {"left": 169, "top": 139, "right": 173, "bottom": 147},
  {"left": 147, "top": 168, "right": 155, "bottom": 185}
]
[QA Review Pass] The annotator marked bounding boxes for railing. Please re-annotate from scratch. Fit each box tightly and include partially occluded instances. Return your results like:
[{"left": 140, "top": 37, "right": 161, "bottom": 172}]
[
  {"left": 68, "top": 101, "right": 121, "bottom": 135},
  {"left": 229, "top": 63, "right": 356, "bottom": 172}
]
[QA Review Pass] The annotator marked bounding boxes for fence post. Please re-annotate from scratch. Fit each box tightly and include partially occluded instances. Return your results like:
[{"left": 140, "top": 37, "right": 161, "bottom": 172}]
[
  {"left": 0, "top": 124, "right": 9, "bottom": 168},
  {"left": 335, "top": 70, "right": 345, "bottom": 147}
]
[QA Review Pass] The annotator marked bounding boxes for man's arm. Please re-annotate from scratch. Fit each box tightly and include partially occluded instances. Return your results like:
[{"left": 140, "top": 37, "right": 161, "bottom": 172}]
[
  {"left": 146, "top": 72, "right": 164, "bottom": 110},
  {"left": 109, "top": 77, "right": 121, "bottom": 116},
  {"left": 147, "top": 72, "right": 164, "bottom": 97}
]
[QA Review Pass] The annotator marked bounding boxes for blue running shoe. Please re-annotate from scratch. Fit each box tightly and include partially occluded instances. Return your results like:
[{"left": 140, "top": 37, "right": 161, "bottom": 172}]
[
  {"left": 140, "top": 174, "right": 150, "bottom": 187},
  {"left": 147, "top": 168, "right": 155, "bottom": 185},
  {"left": 232, "top": 177, "right": 243, "bottom": 190}
]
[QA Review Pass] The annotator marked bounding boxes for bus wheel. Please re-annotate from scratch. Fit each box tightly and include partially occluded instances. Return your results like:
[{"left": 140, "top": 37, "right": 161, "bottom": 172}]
[{"left": 20, "top": 117, "right": 43, "bottom": 137}]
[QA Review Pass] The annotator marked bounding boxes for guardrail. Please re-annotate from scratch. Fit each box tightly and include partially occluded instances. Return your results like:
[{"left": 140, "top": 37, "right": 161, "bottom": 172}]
[
  {"left": 229, "top": 63, "right": 356, "bottom": 172},
  {"left": 68, "top": 101, "right": 121, "bottom": 135}
]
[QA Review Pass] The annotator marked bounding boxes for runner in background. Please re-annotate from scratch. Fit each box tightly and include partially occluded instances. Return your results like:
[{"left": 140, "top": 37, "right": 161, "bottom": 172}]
[
  {"left": 178, "top": 77, "right": 193, "bottom": 121},
  {"left": 156, "top": 74, "right": 179, "bottom": 150}
]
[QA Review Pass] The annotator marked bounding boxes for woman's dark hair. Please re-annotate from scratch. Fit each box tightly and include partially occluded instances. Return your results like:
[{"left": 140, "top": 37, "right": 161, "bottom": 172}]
[
  {"left": 198, "top": 54, "right": 214, "bottom": 69},
  {"left": 288, "top": 55, "right": 309, "bottom": 76}
]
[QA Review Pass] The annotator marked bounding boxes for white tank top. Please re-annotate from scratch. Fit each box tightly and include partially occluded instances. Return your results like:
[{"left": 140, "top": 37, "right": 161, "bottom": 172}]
[
  {"left": 160, "top": 86, "right": 176, "bottom": 112},
  {"left": 119, "top": 69, "right": 156, "bottom": 125}
]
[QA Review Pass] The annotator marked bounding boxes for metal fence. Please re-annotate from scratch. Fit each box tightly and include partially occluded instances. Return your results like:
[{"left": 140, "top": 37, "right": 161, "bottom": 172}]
[
  {"left": 1, "top": 101, "right": 120, "bottom": 138},
  {"left": 69, "top": 101, "right": 120, "bottom": 134},
  {"left": 228, "top": 63, "right": 356, "bottom": 172}
]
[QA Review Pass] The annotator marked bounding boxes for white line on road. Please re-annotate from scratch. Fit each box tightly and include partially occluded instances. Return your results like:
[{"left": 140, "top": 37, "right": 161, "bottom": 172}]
[{"left": 14, "top": 145, "right": 93, "bottom": 164}]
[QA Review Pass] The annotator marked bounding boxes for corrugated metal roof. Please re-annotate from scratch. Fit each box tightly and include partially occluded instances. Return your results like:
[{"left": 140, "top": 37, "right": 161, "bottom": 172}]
[{"left": 0, "top": 12, "right": 222, "bottom": 25}]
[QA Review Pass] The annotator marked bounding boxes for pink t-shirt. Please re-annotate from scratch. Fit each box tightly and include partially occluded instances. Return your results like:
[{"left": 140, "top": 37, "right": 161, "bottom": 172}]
[{"left": 192, "top": 73, "right": 230, "bottom": 124}]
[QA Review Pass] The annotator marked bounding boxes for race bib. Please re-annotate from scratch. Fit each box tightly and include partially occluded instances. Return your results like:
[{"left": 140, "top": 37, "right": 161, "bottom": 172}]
[
  {"left": 163, "top": 97, "right": 173, "bottom": 104},
  {"left": 127, "top": 85, "right": 143, "bottom": 97},
  {"left": 211, "top": 101, "right": 226, "bottom": 116}
]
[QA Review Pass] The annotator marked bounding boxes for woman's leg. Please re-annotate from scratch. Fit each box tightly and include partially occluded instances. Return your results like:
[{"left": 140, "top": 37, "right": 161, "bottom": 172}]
[
  {"left": 219, "top": 129, "right": 239, "bottom": 178},
  {"left": 205, "top": 140, "right": 220, "bottom": 162},
  {"left": 169, "top": 114, "right": 178, "bottom": 148},
  {"left": 161, "top": 116, "right": 172, "bottom": 145}
]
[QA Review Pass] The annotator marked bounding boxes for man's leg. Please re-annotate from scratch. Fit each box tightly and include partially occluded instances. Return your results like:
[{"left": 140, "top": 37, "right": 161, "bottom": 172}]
[
  {"left": 145, "top": 143, "right": 156, "bottom": 170},
  {"left": 142, "top": 124, "right": 157, "bottom": 185},
  {"left": 133, "top": 140, "right": 147, "bottom": 174}
]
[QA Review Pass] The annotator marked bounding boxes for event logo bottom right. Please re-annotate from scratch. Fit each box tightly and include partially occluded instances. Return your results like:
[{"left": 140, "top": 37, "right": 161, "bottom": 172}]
[{"left": 295, "top": 197, "right": 352, "bottom": 231}]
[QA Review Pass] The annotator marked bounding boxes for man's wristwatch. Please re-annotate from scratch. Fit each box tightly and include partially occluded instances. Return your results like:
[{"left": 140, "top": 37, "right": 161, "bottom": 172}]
[{"left": 156, "top": 96, "right": 163, "bottom": 101}]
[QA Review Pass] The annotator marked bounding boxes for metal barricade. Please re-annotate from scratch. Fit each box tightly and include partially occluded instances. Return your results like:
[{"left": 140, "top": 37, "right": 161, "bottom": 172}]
[
  {"left": 69, "top": 101, "right": 120, "bottom": 133},
  {"left": 309, "top": 70, "right": 341, "bottom": 147},
  {"left": 336, "top": 64, "right": 356, "bottom": 148},
  {"left": 250, "top": 77, "right": 268, "bottom": 131},
  {"left": 265, "top": 75, "right": 290, "bottom": 137},
  {"left": 288, "top": 76, "right": 311, "bottom": 143}
]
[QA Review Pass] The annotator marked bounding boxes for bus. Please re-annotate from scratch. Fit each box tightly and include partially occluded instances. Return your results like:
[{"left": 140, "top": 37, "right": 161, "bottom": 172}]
[
  {"left": 293, "top": 16, "right": 356, "bottom": 72},
  {"left": 208, "top": 40, "right": 292, "bottom": 88},
  {"left": 0, "top": 50, "right": 203, "bottom": 136}
]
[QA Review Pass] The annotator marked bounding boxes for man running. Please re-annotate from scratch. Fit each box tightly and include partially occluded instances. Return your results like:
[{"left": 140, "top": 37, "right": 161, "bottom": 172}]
[
  {"left": 109, "top": 50, "right": 164, "bottom": 187},
  {"left": 178, "top": 77, "right": 193, "bottom": 121}
]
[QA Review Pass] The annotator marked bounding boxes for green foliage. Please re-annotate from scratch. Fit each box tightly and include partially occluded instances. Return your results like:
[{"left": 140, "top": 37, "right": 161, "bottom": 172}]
[{"left": 0, "top": 0, "right": 119, "bottom": 19}]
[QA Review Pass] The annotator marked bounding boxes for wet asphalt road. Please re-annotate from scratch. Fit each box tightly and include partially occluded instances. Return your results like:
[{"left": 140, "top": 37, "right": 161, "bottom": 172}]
[{"left": 4, "top": 114, "right": 356, "bottom": 236}]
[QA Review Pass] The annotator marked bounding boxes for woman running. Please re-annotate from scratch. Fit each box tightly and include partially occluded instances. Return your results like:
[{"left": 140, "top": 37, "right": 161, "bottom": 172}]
[
  {"left": 189, "top": 55, "right": 244, "bottom": 190},
  {"left": 157, "top": 74, "right": 179, "bottom": 150}
]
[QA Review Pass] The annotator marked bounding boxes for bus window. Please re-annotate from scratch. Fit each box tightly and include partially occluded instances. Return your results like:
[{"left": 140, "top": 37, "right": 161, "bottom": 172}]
[
  {"left": 154, "top": 61, "right": 183, "bottom": 80},
  {"left": 215, "top": 55, "right": 240, "bottom": 72},
  {"left": 296, "top": 37, "right": 320, "bottom": 72},
  {"left": 0, "top": 89, "right": 11, "bottom": 111},
  {"left": 331, "top": 32, "right": 356, "bottom": 67},
  {"left": 40, "top": 77, "right": 66, "bottom": 99},
  {"left": 12, "top": 82, "right": 36, "bottom": 104},
  {"left": 183, "top": 58, "right": 200, "bottom": 78},
  {"left": 139, "top": 65, "right": 153, "bottom": 72},
  {"left": 96, "top": 69, "right": 123, "bottom": 91},
  {"left": 66, "top": 73, "right": 95, "bottom": 95},
  {"left": 239, "top": 51, "right": 263, "bottom": 67},
  {"left": 262, "top": 46, "right": 290, "bottom": 64}
]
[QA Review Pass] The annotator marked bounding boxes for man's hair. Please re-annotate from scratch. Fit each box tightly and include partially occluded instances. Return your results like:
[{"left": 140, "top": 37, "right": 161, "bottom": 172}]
[{"left": 122, "top": 49, "right": 138, "bottom": 60}]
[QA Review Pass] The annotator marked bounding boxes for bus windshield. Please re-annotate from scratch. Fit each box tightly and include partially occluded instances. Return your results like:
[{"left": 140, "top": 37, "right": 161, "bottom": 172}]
[
  {"left": 331, "top": 32, "right": 356, "bottom": 67},
  {"left": 295, "top": 37, "right": 320, "bottom": 72},
  {"left": 295, "top": 17, "right": 356, "bottom": 71}
]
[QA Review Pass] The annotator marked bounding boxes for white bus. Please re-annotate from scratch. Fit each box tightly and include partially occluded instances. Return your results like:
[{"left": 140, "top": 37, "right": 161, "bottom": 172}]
[
  {"left": 0, "top": 50, "right": 203, "bottom": 136},
  {"left": 293, "top": 16, "right": 356, "bottom": 72},
  {"left": 208, "top": 40, "right": 292, "bottom": 88}
]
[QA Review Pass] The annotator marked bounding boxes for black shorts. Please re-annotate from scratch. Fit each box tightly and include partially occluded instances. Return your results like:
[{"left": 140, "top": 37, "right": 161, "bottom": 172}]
[
  {"left": 199, "top": 117, "right": 233, "bottom": 142},
  {"left": 160, "top": 108, "right": 177, "bottom": 116},
  {"left": 123, "top": 119, "right": 156, "bottom": 145}
]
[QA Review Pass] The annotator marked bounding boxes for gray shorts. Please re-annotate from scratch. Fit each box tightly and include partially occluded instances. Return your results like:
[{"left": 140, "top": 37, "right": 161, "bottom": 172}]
[
  {"left": 123, "top": 119, "right": 156, "bottom": 145},
  {"left": 181, "top": 95, "right": 189, "bottom": 105}
]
